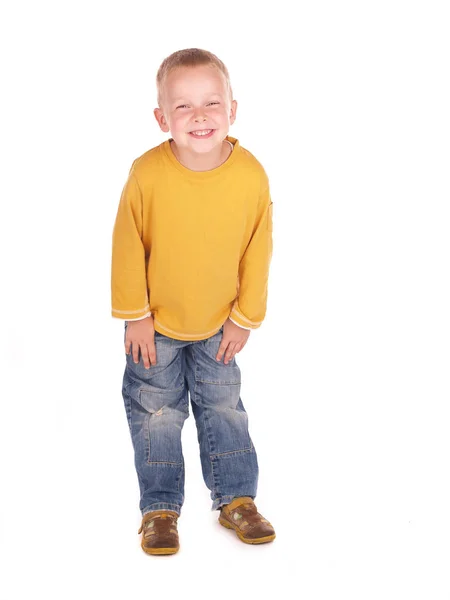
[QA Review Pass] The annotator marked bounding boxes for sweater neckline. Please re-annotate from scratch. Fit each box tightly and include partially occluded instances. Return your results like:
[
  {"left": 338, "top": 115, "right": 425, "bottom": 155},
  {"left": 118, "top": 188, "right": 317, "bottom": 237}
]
[{"left": 161, "top": 135, "right": 240, "bottom": 180}]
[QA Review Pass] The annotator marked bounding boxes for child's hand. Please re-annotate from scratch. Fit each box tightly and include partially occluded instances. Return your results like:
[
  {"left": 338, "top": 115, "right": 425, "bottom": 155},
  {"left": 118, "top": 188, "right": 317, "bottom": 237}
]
[
  {"left": 125, "top": 316, "right": 156, "bottom": 369},
  {"left": 216, "top": 318, "right": 251, "bottom": 364}
]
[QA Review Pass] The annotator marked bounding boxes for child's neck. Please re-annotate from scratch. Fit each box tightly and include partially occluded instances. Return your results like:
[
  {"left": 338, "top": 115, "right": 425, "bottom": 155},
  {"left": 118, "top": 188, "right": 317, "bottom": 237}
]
[{"left": 170, "top": 139, "right": 232, "bottom": 172}]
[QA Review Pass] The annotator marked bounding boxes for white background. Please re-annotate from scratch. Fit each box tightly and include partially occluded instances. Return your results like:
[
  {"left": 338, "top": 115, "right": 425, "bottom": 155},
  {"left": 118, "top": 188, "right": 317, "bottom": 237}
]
[{"left": 1, "top": 1, "right": 449, "bottom": 598}]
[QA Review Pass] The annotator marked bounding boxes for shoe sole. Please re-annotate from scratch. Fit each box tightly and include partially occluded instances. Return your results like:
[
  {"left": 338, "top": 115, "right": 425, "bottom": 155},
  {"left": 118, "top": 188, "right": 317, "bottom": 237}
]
[
  {"left": 141, "top": 545, "right": 179, "bottom": 555},
  {"left": 219, "top": 516, "right": 276, "bottom": 544}
]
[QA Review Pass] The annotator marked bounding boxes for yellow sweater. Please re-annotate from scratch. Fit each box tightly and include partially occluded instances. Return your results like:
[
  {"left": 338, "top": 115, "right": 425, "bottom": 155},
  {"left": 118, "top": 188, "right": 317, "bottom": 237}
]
[{"left": 111, "top": 135, "right": 273, "bottom": 341}]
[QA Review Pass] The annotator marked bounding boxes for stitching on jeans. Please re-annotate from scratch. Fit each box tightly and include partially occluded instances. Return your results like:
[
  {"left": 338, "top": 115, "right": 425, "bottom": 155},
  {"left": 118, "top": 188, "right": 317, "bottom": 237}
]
[
  {"left": 146, "top": 461, "right": 183, "bottom": 465},
  {"left": 177, "top": 462, "right": 184, "bottom": 492},
  {"left": 210, "top": 446, "right": 254, "bottom": 458},
  {"left": 192, "top": 343, "right": 219, "bottom": 496},
  {"left": 139, "top": 384, "right": 185, "bottom": 396},
  {"left": 195, "top": 379, "right": 240, "bottom": 385}
]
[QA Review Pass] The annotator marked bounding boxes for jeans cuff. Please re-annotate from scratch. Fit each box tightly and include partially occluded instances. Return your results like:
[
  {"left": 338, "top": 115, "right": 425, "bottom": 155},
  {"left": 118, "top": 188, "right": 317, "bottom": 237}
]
[
  {"left": 142, "top": 502, "right": 181, "bottom": 516},
  {"left": 212, "top": 495, "right": 252, "bottom": 511}
]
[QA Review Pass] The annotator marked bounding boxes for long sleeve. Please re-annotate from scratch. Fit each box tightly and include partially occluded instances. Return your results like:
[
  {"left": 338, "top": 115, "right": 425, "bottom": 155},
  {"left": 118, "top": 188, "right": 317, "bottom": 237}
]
[
  {"left": 111, "top": 172, "right": 150, "bottom": 320},
  {"left": 229, "top": 317, "right": 252, "bottom": 330},
  {"left": 126, "top": 311, "right": 152, "bottom": 321},
  {"left": 229, "top": 184, "right": 273, "bottom": 329}
]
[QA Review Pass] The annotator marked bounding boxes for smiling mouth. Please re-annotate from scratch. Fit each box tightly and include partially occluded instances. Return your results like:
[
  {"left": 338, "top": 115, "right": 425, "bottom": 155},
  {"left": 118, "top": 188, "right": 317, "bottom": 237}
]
[{"left": 189, "top": 129, "right": 215, "bottom": 137}]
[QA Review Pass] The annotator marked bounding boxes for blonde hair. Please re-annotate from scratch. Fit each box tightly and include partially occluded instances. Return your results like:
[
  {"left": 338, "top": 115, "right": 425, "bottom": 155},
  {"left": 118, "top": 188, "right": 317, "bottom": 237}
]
[{"left": 156, "top": 48, "right": 233, "bottom": 109}]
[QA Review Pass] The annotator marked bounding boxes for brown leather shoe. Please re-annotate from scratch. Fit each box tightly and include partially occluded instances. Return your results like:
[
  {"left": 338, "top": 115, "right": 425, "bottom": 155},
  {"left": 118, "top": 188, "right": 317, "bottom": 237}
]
[
  {"left": 138, "top": 510, "right": 180, "bottom": 555},
  {"left": 219, "top": 497, "right": 276, "bottom": 544}
]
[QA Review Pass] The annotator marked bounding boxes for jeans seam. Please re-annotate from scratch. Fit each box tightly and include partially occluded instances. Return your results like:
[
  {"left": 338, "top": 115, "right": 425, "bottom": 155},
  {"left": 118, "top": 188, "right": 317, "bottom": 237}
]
[
  {"left": 146, "top": 461, "right": 184, "bottom": 465},
  {"left": 210, "top": 446, "right": 254, "bottom": 458},
  {"left": 193, "top": 343, "right": 219, "bottom": 497}
]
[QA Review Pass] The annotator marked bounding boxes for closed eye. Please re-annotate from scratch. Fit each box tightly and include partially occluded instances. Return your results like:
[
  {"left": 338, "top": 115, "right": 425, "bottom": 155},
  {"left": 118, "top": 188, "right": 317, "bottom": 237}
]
[{"left": 176, "top": 102, "right": 220, "bottom": 109}]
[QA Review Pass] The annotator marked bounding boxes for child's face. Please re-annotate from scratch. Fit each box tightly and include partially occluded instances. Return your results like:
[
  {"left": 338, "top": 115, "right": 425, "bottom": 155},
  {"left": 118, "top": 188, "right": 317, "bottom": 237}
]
[{"left": 154, "top": 65, "right": 237, "bottom": 154}]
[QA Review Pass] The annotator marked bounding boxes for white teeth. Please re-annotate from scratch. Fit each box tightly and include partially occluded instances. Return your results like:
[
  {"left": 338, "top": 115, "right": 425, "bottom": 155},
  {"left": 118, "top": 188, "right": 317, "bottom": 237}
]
[{"left": 190, "top": 129, "right": 212, "bottom": 136}]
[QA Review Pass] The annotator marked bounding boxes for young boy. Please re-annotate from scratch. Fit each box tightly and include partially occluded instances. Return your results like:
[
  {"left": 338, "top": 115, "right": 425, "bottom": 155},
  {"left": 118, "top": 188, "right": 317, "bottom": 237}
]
[{"left": 111, "top": 48, "right": 275, "bottom": 555}]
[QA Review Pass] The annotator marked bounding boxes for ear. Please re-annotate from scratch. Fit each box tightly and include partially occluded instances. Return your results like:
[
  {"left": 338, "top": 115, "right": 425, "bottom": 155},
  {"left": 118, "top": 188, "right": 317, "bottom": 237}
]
[
  {"left": 154, "top": 107, "right": 170, "bottom": 133},
  {"left": 229, "top": 99, "right": 238, "bottom": 126}
]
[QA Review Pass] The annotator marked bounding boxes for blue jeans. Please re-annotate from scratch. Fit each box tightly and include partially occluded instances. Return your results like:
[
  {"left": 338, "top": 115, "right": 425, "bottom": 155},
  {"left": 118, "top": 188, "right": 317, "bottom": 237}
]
[{"left": 122, "top": 323, "right": 259, "bottom": 517}]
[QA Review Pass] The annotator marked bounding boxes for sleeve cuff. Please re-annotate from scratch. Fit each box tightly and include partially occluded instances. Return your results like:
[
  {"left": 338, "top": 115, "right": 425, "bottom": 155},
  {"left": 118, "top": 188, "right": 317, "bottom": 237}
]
[
  {"left": 229, "top": 301, "right": 263, "bottom": 330},
  {"left": 124, "top": 311, "right": 152, "bottom": 322},
  {"left": 229, "top": 317, "right": 253, "bottom": 331},
  {"left": 111, "top": 304, "right": 150, "bottom": 320}
]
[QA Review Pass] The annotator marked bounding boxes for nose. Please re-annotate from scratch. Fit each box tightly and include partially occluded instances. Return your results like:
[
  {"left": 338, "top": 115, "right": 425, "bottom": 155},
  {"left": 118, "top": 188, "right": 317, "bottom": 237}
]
[{"left": 193, "top": 109, "right": 207, "bottom": 123}]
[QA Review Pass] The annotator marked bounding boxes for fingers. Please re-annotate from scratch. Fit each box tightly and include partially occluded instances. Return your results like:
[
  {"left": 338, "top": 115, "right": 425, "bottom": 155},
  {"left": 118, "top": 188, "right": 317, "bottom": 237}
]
[
  {"left": 216, "top": 340, "right": 227, "bottom": 363},
  {"left": 139, "top": 344, "right": 151, "bottom": 369},
  {"left": 147, "top": 340, "right": 157, "bottom": 367},
  {"left": 125, "top": 340, "right": 157, "bottom": 369},
  {"left": 124, "top": 317, "right": 157, "bottom": 369},
  {"left": 216, "top": 319, "right": 251, "bottom": 363},
  {"left": 132, "top": 343, "right": 140, "bottom": 365},
  {"left": 216, "top": 341, "right": 240, "bottom": 365}
]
